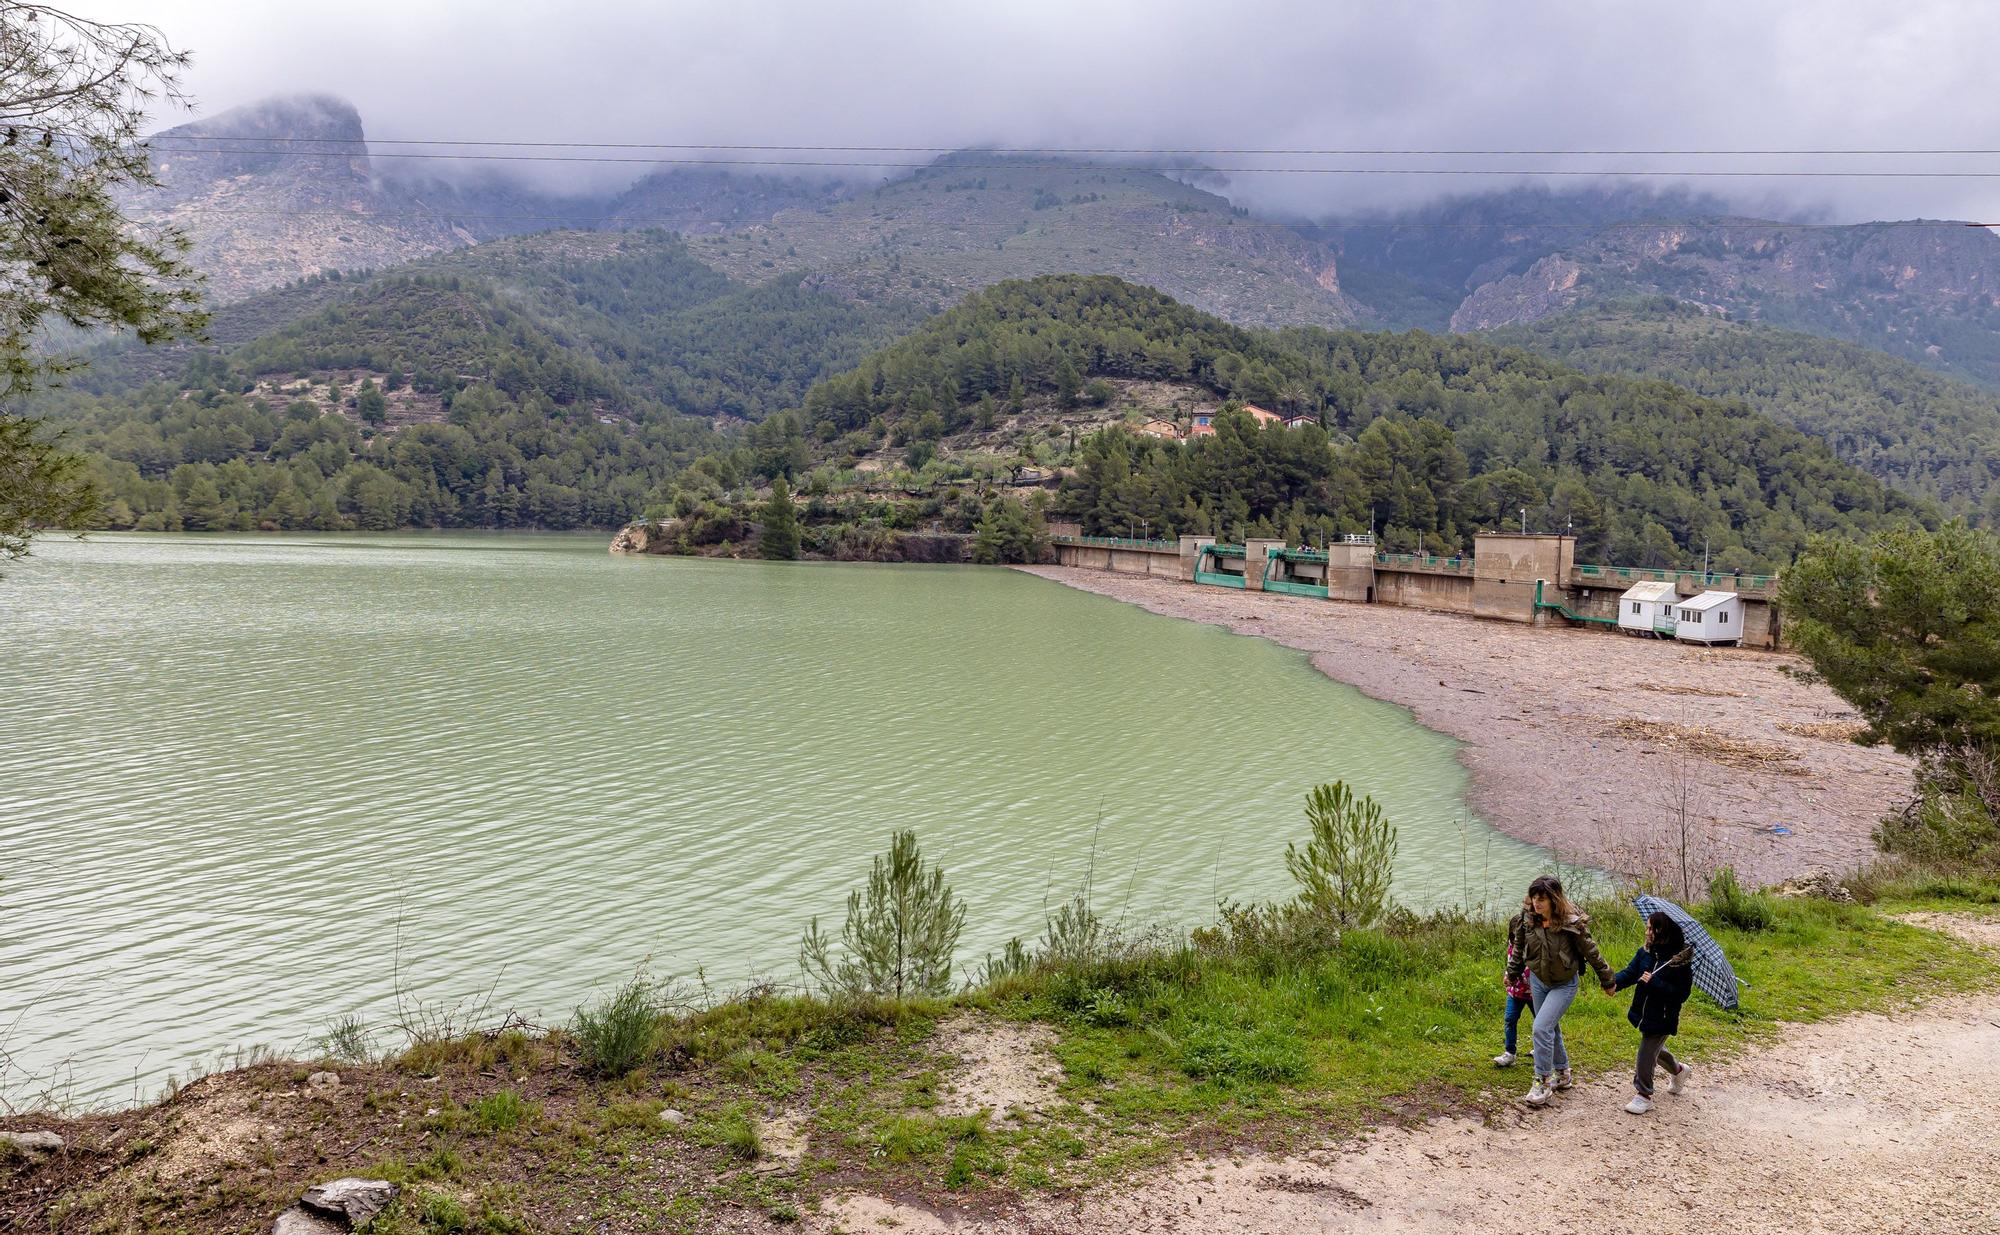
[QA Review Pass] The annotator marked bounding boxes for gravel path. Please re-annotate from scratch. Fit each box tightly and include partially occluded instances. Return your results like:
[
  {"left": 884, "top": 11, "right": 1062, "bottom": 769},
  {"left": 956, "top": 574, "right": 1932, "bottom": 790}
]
[
  {"left": 815, "top": 916, "right": 2000, "bottom": 1235},
  {"left": 1019, "top": 567, "right": 1911, "bottom": 885}
]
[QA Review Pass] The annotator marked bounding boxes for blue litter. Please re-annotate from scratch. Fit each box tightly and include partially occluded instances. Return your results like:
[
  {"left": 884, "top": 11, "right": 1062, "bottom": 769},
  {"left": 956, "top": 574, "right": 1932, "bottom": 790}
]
[{"left": 1769, "top": 825, "right": 1793, "bottom": 836}]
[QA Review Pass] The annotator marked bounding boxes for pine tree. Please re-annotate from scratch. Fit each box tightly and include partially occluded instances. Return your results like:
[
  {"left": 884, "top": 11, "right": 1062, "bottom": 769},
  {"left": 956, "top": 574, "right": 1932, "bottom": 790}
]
[
  {"left": 970, "top": 498, "right": 1047, "bottom": 564},
  {"left": 800, "top": 830, "right": 967, "bottom": 1000},
  {"left": 1286, "top": 782, "right": 1398, "bottom": 929},
  {"left": 0, "top": 9, "right": 205, "bottom": 569},
  {"left": 758, "top": 477, "right": 800, "bottom": 560},
  {"left": 356, "top": 379, "right": 387, "bottom": 426}
]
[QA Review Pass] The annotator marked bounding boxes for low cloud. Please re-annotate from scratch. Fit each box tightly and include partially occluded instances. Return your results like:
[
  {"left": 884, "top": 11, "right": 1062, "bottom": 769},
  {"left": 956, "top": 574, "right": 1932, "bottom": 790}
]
[{"left": 103, "top": 0, "right": 2000, "bottom": 222}]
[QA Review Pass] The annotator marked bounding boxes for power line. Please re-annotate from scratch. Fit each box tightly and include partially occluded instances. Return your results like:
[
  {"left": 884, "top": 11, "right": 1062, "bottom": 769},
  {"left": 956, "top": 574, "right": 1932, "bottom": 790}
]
[
  {"left": 129, "top": 133, "right": 2000, "bottom": 157},
  {"left": 129, "top": 203, "right": 1999, "bottom": 229},
  {"left": 125, "top": 145, "right": 2000, "bottom": 177}
]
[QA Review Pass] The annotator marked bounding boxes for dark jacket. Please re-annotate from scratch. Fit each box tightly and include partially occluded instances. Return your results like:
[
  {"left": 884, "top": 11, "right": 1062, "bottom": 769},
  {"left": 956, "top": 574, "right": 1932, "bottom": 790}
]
[
  {"left": 1505, "top": 911, "right": 1614, "bottom": 988},
  {"left": 1612, "top": 945, "right": 1695, "bottom": 1036}
]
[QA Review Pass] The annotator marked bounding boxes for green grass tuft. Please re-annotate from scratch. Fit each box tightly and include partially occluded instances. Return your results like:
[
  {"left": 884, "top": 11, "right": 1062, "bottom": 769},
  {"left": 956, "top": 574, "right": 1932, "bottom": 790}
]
[
  {"left": 469, "top": 1088, "right": 534, "bottom": 1133},
  {"left": 571, "top": 980, "right": 657, "bottom": 1078}
]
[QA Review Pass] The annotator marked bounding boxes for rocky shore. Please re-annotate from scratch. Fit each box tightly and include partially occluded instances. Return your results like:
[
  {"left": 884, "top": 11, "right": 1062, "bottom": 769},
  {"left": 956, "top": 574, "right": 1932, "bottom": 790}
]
[{"left": 1022, "top": 566, "right": 1909, "bottom": 884}]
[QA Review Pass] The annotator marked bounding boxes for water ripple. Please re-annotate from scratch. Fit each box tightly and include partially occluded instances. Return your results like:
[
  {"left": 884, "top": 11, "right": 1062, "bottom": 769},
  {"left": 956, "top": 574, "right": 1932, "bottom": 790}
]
[{"left": 1, "top": 532, "right": 1553, "bottom": 1105}]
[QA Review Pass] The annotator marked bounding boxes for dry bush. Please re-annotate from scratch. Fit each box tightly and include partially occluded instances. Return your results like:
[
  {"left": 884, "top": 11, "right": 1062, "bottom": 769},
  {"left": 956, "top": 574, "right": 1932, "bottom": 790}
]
[
  {"left": 1633, "top": 683, "right": 1745, "bottom": 699},
  {"left": 1610, "top": 718, "right": 1802, "bottom": 773},
  {"left": 1778, "top": 720, "right": 1868, "bottom": 743}
]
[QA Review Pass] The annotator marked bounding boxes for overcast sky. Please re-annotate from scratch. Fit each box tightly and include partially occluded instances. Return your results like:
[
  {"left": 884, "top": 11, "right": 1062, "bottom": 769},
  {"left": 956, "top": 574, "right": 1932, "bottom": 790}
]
[{"left": 92, "top": 0, "right": 2000, "bottom": 221}]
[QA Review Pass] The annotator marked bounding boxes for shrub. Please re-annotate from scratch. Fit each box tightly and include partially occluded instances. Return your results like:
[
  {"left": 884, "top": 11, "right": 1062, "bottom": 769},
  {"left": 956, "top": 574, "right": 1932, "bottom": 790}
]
[
  {"left": 1285, "top": 782, "right": 1398, "bottom": 929},
  {"left": 801, "top": 830, "right": 966, "bottom": 1001},
  {"left": 1706, "top": 867, "right": 1776, "bottom": 932},
  {"left": 571, "top": 979, "right": 658, "bottom": 1078},
  {"left": 318, "top": 1014, "right": 372, "bottom": 1064},
  {"left": 1193, "top": 900, "right": 1344, "bottom": 966},
  {"left": 977, "top": 937, "right": 1031, "bottom": 986},
  {"left": 1036, "top": 890, "right": 1111, "bottom": 969}
]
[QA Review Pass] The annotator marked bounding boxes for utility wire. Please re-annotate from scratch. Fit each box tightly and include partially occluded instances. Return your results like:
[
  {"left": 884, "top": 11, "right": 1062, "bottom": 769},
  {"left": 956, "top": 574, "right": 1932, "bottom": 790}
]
[
  {"left": 130, "top": 204, "right": 1999, "bottom": 229},
  {"left": 120, "top": 146, "right": 2000, "bottom": 176},
  {"left": 126, "top": 133, "right": 2000, "bottom": 157}
]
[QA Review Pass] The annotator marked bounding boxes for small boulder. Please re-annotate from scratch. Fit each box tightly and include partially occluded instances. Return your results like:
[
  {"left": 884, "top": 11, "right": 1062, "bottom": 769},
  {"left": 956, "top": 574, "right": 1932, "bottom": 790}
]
[
  {"left": 0, "top": 1130, "right": 63, "bottom": 1154},
  {"left": 306, "top": 1071, "right": 341, "bottom": 1094},
  {"left": 299, "top": 1177, "right": 398, "bottom": 1226},
  {"left": 271, "top": 1207, "right": 345, "bottom": 1235},
  {"left": 1773, "top": 872, "right": 1855, "bottom": 903},
  {"left": 658, "top": 1108, "right": 687, "bottom": 1127}
]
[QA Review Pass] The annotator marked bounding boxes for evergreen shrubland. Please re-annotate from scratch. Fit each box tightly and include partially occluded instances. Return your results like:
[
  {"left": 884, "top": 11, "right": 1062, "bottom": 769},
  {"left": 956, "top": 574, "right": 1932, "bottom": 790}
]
[
  {"left": 35, "top": 271, "right": 1936, "bottom": 567},
  {"left": 1489, "top": 299, "right": 2000, "bottom": 520},
  {"left": 1784, "top": 523, "right": 2000, "bottom": 866}
]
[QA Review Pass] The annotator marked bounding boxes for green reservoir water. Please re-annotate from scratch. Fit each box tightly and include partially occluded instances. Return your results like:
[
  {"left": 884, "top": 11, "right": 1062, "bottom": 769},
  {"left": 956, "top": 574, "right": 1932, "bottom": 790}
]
[{"left": 2, "top": 533, "right": 1554, "bottom": 1106}]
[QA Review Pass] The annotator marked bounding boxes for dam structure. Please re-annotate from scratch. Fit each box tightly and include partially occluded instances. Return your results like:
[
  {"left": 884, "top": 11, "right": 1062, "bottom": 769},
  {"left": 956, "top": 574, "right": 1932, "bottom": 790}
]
[{"left": 1049, "top": 528, "right": 1782, "bottom": 649}]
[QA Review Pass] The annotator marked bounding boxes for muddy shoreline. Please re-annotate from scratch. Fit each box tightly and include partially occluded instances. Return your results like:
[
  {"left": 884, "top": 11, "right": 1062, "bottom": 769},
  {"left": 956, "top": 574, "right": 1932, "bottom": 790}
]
[{"left": 1021, "top": 566, "right": 1909, "bottom": 884}]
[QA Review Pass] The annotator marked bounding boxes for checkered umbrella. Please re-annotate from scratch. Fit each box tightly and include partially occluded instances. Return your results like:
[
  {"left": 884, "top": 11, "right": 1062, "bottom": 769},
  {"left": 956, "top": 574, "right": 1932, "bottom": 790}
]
[{"left": 1633, "top": 895, "right": 1740, "bottom": 1011}]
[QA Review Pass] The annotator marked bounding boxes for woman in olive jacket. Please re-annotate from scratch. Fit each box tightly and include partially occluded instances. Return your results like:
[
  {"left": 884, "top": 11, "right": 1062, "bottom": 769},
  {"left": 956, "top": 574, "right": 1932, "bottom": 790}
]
[{"left": 1503, "top": 875, "right": 1616, "bottom": 1105}]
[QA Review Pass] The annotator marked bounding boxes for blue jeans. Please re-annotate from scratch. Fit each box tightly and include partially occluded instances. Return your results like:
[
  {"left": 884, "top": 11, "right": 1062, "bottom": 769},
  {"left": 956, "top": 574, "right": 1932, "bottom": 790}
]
[
  {"left": 1528, "top": 972, "right": 1578, "bottom": 1078},
  {"left": 1503, "top": 994, "right": 1531, "bottom": 1054}
]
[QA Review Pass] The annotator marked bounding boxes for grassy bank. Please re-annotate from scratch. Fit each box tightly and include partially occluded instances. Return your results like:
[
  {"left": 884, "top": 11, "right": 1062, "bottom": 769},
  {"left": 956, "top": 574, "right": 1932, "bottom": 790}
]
[{"left": 6, "top": 865, "right": 1996, "bottom": 1234}]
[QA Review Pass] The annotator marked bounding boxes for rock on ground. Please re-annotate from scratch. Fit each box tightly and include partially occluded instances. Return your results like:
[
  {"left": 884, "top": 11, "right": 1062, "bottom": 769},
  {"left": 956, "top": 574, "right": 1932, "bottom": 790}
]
[
  {"left": 299, "top": 1177, "right": 397, "bottom": 1226},
  {"left": 0, "top": 1130, "right": 63, "bottom": 1154},
  {"left": 270, "top": 1207, "right": 345, "bottom": 1235}
]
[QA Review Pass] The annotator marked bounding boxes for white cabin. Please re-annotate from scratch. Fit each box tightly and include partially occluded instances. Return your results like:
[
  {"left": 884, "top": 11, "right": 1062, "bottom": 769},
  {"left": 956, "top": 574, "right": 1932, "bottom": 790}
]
[
  {"left": 1617, "top": 580, "right": 1680, "bottom": 637},
  {"left": 1672, "top": 590, "right": 1743, "bottom": 646}
]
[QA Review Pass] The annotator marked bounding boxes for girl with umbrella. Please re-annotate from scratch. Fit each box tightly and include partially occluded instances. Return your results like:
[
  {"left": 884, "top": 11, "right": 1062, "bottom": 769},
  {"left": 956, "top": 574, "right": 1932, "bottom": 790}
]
[
  {"left": 1608, "top": 909, "right": 1697, "bottom": 1114},
  {"left": 1505, "top": 875, "right": 1616, "bottom": 1106}
]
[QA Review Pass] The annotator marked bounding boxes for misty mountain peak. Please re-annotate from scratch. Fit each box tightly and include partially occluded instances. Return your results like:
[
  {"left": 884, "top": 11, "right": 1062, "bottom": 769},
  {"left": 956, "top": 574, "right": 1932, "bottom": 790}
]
[{"left": 155, "top": 93, "right": 366, "bottom": 145}]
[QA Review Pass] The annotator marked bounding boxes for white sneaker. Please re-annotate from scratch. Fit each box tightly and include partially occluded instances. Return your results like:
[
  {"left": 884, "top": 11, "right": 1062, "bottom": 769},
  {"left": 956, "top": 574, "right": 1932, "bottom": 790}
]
[
  {"left": 1624, "top": 1095, "right": 1653, "bottom": 1115},
  {"left": 1554, "top": 1069, "right": 1574, "bottom": 1091},
  {"left": 1492, "top": 1051, "right": 1517, "bottom": 1068},
  {"left": 1525, "top": 1079, "right": 1553, "bottom": 1106},
  {"left": 1667, "top": 1061, "right": 1692, "bottom": 1095}
]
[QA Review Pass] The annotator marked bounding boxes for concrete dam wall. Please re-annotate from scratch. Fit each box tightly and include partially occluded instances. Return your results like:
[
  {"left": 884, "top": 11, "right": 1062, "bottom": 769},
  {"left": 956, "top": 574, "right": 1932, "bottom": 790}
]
[{"left": 1048, "top": 528, "right": 1781, "bottom": 650}]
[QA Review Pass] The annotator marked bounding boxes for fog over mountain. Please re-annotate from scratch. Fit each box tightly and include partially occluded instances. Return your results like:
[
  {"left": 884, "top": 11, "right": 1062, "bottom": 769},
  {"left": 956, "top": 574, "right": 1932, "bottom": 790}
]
[{"left": 90, "top": 0, "right": 2000, "bottom": 224}]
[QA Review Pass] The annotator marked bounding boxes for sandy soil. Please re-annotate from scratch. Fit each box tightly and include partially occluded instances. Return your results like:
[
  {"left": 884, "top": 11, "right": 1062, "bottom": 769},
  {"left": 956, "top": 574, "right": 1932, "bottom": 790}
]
[
  {"left": 814, "top": 915, "right": 2000, "bottom": 1235},
  {"left": 930, "top": 1018, "right": 1064, "bottom": 1121},
  {"left": 1021, "top": 567, "right": 1911, "bottom": 885}
]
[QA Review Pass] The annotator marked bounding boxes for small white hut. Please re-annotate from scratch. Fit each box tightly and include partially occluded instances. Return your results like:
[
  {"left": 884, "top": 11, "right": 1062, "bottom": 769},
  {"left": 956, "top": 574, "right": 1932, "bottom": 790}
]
[
  {"left": 1617, "top": 580, "right": 1680, "bottom": 637},
  {"left": 1672, "top": 591, "right": 1744, "bottom": 646}
]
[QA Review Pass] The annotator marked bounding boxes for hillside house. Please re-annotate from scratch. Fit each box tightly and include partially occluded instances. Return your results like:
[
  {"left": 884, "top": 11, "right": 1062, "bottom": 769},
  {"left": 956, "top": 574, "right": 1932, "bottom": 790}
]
[
  {"left": 1135, "top": 418, "right": 1182, "bottom": 440},
  {"left": 1672, "top": 591, "right": 1744, "bottom": 646},
  {"left": 1283, "top": 412, "right": 1319, "bottom": 429},
  {"left": 1189, "top": 404, "right": 1286, "bottom": 434}
]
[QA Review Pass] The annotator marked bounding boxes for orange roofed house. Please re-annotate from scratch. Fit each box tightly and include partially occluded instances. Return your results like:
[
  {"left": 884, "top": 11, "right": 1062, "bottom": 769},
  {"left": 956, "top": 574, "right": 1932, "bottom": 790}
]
[{"left": 1189, "top": 404, "right": 1286, "bottom": 437}]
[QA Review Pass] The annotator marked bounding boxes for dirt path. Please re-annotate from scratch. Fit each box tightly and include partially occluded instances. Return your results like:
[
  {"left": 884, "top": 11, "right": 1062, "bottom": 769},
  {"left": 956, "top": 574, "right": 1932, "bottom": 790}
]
[
  {"left": 1020, "top": 567, "right": 1911, "bottom": 885},
  {"left": 815, "top": 917, "right": 2000, "bottom": 1234}
]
